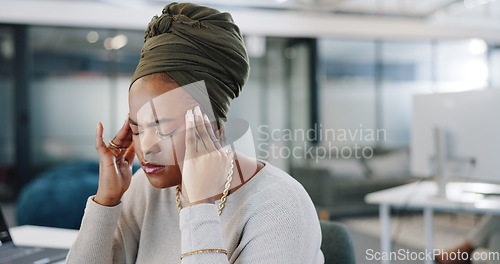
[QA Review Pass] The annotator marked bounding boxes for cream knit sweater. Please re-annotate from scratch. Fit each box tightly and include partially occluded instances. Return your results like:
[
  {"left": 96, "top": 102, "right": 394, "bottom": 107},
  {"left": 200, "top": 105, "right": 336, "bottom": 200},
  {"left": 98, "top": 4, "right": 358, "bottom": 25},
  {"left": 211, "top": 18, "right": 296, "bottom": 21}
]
[{"left": 66, "top": 161, "right": 324, "bottom": 264}]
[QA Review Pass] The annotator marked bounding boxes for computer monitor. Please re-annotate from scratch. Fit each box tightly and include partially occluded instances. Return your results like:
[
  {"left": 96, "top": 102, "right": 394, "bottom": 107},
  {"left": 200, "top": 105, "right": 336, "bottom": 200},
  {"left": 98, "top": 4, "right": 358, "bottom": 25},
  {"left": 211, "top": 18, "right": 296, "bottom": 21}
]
[{"left": 410, "top": 89, "right": 500, "bottom": 186}]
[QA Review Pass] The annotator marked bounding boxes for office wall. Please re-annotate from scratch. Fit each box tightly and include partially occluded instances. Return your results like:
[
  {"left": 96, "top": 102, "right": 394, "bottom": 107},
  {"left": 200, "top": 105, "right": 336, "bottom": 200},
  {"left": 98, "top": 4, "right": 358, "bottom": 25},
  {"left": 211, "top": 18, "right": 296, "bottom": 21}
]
[{"left": 318, "top": 39, "right": 491, "bottom": 151}]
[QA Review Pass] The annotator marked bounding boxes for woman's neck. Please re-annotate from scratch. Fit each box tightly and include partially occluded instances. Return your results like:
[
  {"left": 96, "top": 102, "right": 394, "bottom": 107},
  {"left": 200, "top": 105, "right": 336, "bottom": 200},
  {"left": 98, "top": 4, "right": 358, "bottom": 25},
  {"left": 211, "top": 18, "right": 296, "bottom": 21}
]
[
  {"left": 181, "top": 151, "right": 264, "bottom": 204},
  {"left": 231, "top": 151, "right": 258, "bottom": 186}
]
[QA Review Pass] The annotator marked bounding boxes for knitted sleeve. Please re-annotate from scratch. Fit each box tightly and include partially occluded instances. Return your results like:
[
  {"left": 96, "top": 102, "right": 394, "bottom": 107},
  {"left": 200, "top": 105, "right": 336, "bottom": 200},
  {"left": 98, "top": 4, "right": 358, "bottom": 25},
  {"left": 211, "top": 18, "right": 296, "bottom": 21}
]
[
  {"left": 65, "top": 172, "right": 147, "bottom": 264},
  {"left": 65, "top": 197, "right": 134, "bottom": 263}
]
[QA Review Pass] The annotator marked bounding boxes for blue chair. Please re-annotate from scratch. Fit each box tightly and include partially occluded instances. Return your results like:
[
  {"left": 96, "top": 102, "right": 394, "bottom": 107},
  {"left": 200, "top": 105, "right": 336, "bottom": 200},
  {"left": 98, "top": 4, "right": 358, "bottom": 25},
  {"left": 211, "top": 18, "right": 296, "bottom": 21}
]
[
  {"left": 320, "top": 220, "right": 356, "bottom": 264},
  {"left": 17, "top": 161, "right": 139, "bottom": 229}
]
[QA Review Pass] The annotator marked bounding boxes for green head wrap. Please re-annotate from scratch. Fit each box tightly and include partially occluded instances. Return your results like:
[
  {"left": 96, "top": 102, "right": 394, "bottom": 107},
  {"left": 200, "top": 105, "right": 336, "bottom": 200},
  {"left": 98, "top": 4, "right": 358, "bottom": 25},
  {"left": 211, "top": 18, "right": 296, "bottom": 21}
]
[{"left": 131, "top": 2, "right": 250, "bottom": 120}]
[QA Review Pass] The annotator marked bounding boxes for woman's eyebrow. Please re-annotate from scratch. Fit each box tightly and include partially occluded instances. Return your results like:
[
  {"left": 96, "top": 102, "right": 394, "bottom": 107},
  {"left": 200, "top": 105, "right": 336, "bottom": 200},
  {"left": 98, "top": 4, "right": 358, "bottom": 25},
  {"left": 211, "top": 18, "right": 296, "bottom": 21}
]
[
  {"left": 129, "top": 117, "right": 139, "bottom": 126},
  {"left": 147, "top": 118, "right": 175, "bottom": 127},
  {"left": 129, "top": 117, "right": 175, "bottom": 127}
]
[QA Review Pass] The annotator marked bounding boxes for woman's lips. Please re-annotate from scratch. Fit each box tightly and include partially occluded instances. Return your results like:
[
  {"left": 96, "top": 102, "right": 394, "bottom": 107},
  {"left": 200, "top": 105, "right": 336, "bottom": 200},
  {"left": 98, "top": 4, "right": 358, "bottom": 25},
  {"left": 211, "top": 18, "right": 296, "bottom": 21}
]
[{"left": 141, "top": 162, "right": 166, "bottom": 174}]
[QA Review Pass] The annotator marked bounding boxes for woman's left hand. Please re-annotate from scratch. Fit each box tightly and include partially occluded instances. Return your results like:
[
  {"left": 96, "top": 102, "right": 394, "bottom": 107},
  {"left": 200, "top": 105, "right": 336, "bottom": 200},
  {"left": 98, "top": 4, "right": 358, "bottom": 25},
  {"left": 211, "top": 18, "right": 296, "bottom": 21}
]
[{"left": 181, "top": 105, "right": 232, "bottom": 206}]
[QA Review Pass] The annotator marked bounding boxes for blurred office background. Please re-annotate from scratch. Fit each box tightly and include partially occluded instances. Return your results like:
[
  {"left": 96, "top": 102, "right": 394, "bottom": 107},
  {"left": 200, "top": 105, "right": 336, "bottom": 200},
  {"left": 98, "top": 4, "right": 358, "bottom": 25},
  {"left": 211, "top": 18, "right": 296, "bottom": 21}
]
[{"left": 1, "top": 0, "right": 500, "bottom": 261}]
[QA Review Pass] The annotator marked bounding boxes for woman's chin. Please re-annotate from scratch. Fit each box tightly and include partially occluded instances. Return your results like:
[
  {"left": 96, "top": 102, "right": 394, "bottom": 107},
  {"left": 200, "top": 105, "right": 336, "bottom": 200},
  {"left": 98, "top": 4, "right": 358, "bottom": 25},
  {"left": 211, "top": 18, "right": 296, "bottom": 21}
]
[{"left": 143, "top": 165, "right": 181, "bottom": 189}]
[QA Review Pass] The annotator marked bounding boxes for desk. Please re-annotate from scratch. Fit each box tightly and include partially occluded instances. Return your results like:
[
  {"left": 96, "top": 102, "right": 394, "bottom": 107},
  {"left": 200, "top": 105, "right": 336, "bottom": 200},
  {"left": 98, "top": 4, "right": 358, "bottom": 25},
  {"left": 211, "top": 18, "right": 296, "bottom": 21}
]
[
  {"left": 365, "top": 181, "right": 500, "bottom": 264},
  {"left": 10, "top": 225, "right": 78, "bottom": 264}
]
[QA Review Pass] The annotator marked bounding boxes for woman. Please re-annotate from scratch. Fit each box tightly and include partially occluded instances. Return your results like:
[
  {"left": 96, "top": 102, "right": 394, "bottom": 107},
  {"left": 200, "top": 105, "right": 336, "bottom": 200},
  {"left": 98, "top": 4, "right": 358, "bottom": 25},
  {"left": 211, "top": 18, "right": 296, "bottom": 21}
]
[{"left": 66, "top": 2, "right": 324, "bottom": 263}]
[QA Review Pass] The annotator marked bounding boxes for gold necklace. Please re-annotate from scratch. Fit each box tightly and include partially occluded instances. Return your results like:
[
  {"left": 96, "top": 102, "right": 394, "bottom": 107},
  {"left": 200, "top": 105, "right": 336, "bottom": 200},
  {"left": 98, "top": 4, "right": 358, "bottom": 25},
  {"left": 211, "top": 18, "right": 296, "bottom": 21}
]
[{"left": 175, "top": 157, "right": 234, "bottom": 215}]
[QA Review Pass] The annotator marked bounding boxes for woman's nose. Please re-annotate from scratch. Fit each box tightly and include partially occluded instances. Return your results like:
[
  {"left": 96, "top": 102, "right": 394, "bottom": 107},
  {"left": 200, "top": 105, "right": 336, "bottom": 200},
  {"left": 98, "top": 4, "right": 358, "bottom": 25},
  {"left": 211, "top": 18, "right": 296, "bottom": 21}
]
[{"left": 139, "top": 128, "right": 161, "bottom": 154}]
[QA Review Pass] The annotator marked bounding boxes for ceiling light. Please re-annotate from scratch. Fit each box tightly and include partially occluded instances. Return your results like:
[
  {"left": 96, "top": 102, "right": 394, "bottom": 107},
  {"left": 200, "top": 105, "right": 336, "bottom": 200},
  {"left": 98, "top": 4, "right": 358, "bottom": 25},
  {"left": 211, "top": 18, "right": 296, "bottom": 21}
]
[
  {"left": 86, "top": 31, "right": 99, "bottom": 44},
  {"left": 103, "top": 37, "right": 113, "bottom": 50},
  {"left": 245, "top": 35, "right": 266, "bottom": 58},
  {"left": 103, "top": 34, "right": 128, "bottom": 50},
  {"left": 110, "top": 34, "right": 128, "bottom": 50},
  {"left": 468, "top": 38, "right": 487, "bottom": 55}
]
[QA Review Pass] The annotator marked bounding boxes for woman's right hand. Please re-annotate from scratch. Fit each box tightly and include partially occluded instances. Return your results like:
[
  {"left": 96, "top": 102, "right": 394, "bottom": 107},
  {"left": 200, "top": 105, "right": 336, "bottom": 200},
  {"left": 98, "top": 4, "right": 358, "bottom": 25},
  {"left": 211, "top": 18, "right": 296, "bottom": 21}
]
[{"left": 94, "top": 115, "right": 135, "bottom": 207}]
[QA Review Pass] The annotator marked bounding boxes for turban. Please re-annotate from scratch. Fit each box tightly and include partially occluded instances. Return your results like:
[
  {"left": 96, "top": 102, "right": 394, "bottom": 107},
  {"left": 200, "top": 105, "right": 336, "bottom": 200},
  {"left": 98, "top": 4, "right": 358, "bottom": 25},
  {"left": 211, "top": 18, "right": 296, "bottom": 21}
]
[{"left": 131, "top": 2, "right": 250, "bottom": 120}]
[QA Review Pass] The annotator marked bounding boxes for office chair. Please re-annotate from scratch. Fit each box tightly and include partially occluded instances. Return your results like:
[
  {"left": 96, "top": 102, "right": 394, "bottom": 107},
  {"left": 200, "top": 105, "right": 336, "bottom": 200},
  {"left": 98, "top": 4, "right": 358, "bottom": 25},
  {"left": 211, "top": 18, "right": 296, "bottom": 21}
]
[{"left": 320, "top": 220, "right": 356, "bottom": 264}]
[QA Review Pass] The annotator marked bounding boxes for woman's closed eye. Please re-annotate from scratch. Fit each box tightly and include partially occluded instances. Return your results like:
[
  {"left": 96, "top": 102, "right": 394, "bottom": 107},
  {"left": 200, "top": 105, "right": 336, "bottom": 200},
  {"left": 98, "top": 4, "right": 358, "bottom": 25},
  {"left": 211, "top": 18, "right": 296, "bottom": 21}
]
[
  {"left": 157, "top": 128, "right": 177, "bottom": 137},
  {"left": 131, "top": 126, "right": 143, "bottom": 136},
  {"left": 132, "top": 127, "right": 177, "bottom": 137}
]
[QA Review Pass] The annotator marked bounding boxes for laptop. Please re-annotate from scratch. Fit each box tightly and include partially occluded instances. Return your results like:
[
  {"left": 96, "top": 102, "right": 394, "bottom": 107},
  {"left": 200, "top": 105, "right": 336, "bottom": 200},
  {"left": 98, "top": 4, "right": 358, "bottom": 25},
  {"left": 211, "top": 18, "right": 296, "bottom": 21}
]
[{"left": 0, "top": 204, "right": 68, "bottom": 264}]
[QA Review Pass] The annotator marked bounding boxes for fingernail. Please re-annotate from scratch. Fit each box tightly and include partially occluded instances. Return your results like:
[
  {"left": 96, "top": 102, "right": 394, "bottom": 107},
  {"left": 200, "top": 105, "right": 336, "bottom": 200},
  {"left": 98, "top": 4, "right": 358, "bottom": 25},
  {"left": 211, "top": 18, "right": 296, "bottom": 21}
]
[
  {"left": 203, "top": 114, "right": 209, "bottom": 122},
  {"left": 186, "top": 109, "right": 193, "bottom": 121},
  {"left": 194, "top": 105, "right": 201, "bottom": 115}
]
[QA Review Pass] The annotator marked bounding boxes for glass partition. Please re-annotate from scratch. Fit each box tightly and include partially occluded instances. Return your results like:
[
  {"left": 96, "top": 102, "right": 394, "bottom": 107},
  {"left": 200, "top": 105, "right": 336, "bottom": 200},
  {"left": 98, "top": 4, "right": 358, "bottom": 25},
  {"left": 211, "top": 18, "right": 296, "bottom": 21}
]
[
  {"left": 318, "top": 38, "right": 491, "bottom": 150},
  {"left": 29, "top": 26, "right": 142, "bottom": 166},
  {"left": 318, "top": 39, "right": 377, "bottom": 149},
  {"left": 380, "top": 41, "right": 433, "bottom": 148},
  {"left": 435, "top": 39, "right": 489, "bottom": 92},
  {"left": 0, "top": 26, "right": 15, "bottom": 198},
  {"left": 491, "top": 46, "right": 500, "bottom": 88},
  {"left": 2, "top": 23, "right": 498, "bottom": 189}
]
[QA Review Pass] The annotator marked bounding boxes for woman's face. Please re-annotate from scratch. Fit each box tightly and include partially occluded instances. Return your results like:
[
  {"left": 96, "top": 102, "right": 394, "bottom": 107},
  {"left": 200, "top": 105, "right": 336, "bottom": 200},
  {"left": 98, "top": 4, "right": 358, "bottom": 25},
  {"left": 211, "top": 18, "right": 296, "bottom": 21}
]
[{"left": 129, "top": 74, "right": 197, "bottom": 188}]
